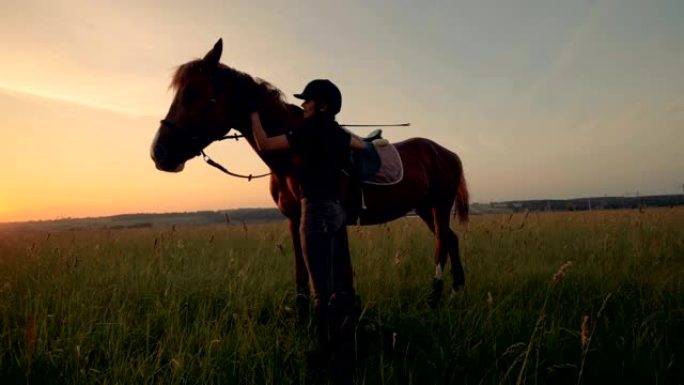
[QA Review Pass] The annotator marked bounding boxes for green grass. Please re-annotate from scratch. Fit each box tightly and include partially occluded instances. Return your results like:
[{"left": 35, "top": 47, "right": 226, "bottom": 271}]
[{"left": 1, "top": 208, "right": 683, "bottom": 384}]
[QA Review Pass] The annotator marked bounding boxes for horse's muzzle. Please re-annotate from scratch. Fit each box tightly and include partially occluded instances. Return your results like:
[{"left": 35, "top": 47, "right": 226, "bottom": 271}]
[
  {"left": 152, "top": 143, "right": 167, "bottom": 162},
  {"left": 151, "top": 143, "right": 185, "bottom": 172}
]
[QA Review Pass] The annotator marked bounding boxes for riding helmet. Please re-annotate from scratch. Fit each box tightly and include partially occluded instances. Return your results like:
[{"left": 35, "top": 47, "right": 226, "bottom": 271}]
[{"left": 293, "top": 79, "right": 342, "bottom": 115}]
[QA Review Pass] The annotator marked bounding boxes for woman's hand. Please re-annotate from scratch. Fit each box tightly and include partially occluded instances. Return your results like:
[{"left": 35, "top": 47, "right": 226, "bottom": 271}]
[{"left": 251, "top": 112, "right": 290, "bottom": 152}]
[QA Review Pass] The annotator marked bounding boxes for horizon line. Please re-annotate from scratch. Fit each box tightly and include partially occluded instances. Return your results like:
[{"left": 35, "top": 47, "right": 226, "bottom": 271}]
[{"left": 2, "top": 192, "right": 682, "bottom": 225}]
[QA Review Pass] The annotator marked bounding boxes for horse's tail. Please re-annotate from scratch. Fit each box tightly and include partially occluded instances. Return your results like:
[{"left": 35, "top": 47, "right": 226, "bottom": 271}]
[{"left": 454, "top": 156, "right": 469, "bottom": 223}]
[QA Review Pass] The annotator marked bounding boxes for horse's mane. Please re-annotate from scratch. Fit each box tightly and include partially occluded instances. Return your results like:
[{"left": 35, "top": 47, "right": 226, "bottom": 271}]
[{"left": 170, "top": 60, "right": 300, "bottom": 133}]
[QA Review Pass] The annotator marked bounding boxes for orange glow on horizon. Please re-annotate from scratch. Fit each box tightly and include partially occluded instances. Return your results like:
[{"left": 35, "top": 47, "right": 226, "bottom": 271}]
[{"left": 0, "top": 88, "right": 274, "bottom": 223}]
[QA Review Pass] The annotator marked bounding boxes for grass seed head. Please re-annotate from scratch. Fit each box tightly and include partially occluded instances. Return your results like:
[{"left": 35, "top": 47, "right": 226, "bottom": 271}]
[
  {"left": 553, "top": 261, "right": 573, "bottom": 283},
  {"left": 581, "top": 314, "right": 590, "bottom": 348}
]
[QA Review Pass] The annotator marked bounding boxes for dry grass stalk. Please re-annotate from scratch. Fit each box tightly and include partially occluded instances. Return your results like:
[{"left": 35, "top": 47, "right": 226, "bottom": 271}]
[
  {"left": 553, "top": 261, "right": 573, "bottom": 283},
  {"left": 26, "top": 315, "right": 36, "bottom": 377},
  {"left": 577, "top": 293, "right": 613, "bottom": 385},
  {"left": 580, "top": 315, "right": 590, "bottom": 348}
]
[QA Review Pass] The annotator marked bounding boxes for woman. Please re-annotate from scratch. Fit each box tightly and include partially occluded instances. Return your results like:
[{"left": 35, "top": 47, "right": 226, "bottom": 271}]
[{"left": 251, "top": 79, "right": 366, "bottom": 379}]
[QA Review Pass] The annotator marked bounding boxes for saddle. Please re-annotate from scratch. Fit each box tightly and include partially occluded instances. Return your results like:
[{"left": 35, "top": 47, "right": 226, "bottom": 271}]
[
  {"left": 344, "top": 130, "right": 403, "bottom": 224},
  {"left": 354, "top": 129, "right": 383, "bottom": 179}
]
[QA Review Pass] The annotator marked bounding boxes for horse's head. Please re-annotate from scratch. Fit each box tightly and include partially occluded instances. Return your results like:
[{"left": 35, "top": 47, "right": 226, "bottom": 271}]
[{"left": 151, "top": 38, "right": 257, "bottom": 172}]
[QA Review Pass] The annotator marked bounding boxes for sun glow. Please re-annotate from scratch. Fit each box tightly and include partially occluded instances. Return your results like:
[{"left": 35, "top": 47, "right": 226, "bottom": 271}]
[
  {"left": 0, "top": 85, "right": 274, "bottom": 223},
  {"left": 0, "top": 204, "right": 12, "bottom": 219}
]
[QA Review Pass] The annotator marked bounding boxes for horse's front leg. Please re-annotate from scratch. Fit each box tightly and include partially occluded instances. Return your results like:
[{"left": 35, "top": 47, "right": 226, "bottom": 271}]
[{"left": 290, "top": 218, "right": 310, "bottom": 317}]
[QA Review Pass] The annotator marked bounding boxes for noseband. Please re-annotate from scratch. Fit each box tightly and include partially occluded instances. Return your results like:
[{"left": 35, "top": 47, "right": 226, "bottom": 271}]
[{"left": 159, "top": 89, "right": 221, "bottom": 156}]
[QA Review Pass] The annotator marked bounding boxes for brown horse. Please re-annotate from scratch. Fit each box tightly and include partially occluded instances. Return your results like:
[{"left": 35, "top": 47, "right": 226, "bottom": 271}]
[{"left": 151, "top": 39, "right": 469, "bottom": 306}]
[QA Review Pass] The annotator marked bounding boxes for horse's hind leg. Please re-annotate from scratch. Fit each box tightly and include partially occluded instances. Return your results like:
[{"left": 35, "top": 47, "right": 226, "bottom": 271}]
[
  {"left": 449, "top": 231, "right": 465, "bottom": 292},
  {"left": 416, "top": 206, "right": 447, "bottom": 307},
  {"left": 434, "top": 206, "right": 465, "bottom": 295}
]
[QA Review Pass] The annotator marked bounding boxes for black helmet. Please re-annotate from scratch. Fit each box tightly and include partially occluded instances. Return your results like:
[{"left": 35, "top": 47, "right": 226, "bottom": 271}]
[{"left": 293, "top": 79, "right": 342, "bottom": 115}]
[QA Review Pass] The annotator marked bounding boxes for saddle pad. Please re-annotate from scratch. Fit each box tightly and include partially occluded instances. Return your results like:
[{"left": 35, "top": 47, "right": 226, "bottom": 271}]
[{"left": 363, "top": 143, "right": 403, "bottom": 185}]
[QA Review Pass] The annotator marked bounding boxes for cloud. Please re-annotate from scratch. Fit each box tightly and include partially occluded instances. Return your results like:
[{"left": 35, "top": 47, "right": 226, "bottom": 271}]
[{"left": 0, "top": 85, "right": 145, "bottom": 117}]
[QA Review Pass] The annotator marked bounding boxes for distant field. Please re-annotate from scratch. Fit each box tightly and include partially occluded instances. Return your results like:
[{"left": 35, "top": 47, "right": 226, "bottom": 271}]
[{"left": 1, "top": 208, "right": 682, "bottom": 384}]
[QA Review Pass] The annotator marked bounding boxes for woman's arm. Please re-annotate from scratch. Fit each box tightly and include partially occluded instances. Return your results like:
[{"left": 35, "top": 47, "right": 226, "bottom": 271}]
[{"left": 251, "top": 112, "right": 290, "bottom": 152}]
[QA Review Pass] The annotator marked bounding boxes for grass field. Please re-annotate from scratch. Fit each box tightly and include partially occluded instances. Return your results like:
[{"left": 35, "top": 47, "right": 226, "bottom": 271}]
[{"left": 1, "top": 208, "right": 683, "bottom": 384}]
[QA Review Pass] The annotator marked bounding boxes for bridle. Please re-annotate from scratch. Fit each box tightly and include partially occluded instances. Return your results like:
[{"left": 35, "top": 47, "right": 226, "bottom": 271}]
[{"left": 159, "top": 86, "right": 272, "bottom": 181}]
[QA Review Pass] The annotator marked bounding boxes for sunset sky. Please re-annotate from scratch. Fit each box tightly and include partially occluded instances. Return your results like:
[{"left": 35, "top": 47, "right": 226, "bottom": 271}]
[{"left": 2, "top": 0, "right": 683, "bottom": 222}]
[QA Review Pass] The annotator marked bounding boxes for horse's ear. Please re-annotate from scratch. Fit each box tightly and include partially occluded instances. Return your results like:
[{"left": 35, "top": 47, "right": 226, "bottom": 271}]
[{"left": 203, "top": 38, "right": 223, "bottom": 67}]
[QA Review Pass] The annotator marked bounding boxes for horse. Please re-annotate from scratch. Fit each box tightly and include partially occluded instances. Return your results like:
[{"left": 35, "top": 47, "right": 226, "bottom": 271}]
[{"left": 151, "top": 39, "right": 469, "bottom": 307}]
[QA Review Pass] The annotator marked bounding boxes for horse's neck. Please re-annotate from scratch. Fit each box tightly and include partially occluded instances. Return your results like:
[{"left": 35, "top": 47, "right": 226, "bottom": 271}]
[{"left": 233, "top": 98, "right": 300, "bottom": 174}]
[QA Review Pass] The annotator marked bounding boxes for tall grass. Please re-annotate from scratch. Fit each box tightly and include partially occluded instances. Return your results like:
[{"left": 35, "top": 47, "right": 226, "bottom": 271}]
[{"left": 0, "top": 208, "right": 682, "bottom": 384}]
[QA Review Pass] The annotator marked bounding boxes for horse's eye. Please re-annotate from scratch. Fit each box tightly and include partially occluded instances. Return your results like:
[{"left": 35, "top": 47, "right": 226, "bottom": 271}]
[{"left": 182, "top": 86, "right": 200, "bottom": 105}]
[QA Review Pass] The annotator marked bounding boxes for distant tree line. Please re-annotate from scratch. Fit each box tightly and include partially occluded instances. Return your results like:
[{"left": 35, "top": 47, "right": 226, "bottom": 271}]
[{"left": 489, "top": 194, "right": 684, "bottom": 212}]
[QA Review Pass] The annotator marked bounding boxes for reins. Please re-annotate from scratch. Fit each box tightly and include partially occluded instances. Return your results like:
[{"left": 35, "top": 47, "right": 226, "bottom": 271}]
[
  {"left": 195, "top": 128, "right": 270, "bottom": 181},
  {"left": 200, "top": 148, "right": 271, "bottom": 181}
]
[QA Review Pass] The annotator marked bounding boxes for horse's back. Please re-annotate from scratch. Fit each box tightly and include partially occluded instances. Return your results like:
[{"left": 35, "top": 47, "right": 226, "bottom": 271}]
[{"left": 393, "top": 137, "right": 462, "bottom": 182}]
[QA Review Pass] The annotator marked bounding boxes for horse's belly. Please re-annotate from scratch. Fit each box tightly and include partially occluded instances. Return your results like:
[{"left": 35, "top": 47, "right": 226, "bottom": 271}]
[{"left": 357, "top": 179, "right": 425, "bottom": 225}]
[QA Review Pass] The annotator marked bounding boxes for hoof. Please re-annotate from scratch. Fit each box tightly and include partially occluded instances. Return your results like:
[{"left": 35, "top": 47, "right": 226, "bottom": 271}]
[{"left": 428, "top": 279, "right": 444, "bottom": 308}]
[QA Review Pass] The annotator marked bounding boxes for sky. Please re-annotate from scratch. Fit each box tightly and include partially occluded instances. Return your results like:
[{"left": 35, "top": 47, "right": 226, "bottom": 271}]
[{"left": 1, "top": 0, "right": 683, "bottom": 222}]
